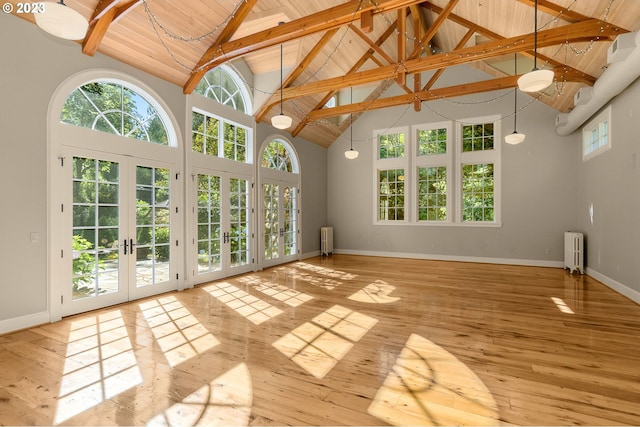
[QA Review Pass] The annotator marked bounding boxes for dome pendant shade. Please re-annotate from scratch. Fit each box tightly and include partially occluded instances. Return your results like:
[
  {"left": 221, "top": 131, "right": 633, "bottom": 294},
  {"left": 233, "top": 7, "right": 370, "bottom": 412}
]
[
  {"left": 344, "top": 148, "right": 359, "bottom": 159},
  {"left": 34, "top": 1, "right": 88, "bottom": 40},
  {"left": 271, "top": 114, "right": 292, "bottom": 129},
  {"left": 505, "top": 131, "right": 526, "bottom": 145},
  {"left": 517, "top": 69, "right": 554, "bottom": 92}
]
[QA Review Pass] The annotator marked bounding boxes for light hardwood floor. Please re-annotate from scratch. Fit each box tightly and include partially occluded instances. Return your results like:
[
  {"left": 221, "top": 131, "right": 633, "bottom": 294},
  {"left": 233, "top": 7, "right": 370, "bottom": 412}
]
[{"left": 1, "top": 255, "right": 640, "bottom": 426}]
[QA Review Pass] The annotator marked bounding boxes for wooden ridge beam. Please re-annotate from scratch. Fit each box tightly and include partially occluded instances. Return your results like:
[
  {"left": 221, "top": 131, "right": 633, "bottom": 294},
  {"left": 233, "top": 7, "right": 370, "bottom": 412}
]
[
  {"left": 266, "top": 18, "right": 620, "bottom": 109},
  {"left": 307, "top": 68, "right": 589, "bottom": 121},
  {"left": 183, "top": 0, "right": 426, "bottom": 93}
]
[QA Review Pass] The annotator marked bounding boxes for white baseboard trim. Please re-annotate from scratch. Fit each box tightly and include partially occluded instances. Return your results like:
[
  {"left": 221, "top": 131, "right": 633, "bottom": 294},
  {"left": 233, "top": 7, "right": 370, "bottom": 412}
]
[
  {"left": 586, "top": 268, "right": 640, "bottom": 305},
  {"left": 334, "top": 248, "right": 564, "bottom": 268},
  {"left": 0, "top": 310, "right": 50, "bottom": 335}
]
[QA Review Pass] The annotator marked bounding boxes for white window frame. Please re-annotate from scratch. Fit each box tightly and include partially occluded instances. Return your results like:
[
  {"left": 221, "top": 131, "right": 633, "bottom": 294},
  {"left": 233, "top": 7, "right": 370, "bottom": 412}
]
[
  {"left": 582, "top": 105, "right": 612, "bottom": 161},
  {"left": 373, "top": 116, "right": 501, "bottom": 227},
  {"left": 456, "top": 115, "right": 501, "bottom": 226},
  {"left": 373, "top": 126, "right": 409, "bottom": 224},
  {"left": 414, "top": 121, "right": 453, "bottom": 223}
]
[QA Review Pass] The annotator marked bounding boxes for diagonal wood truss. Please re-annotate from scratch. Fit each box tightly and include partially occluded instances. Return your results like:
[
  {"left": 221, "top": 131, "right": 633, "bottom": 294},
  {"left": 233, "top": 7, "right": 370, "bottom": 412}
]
[{"left": 76, "top": 0, "right": 630, "bottom": 146}]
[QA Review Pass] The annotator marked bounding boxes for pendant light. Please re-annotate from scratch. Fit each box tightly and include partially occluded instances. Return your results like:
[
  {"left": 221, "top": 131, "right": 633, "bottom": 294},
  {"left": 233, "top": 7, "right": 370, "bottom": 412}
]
[
  {"left": 34, "top": 0, "right": 89, "bottom": 40},
  {"left": 517, "top": 0, "right": 554, "bottom": 92},
  {"left": 271, "top": 33, "right": 292, "bottom": 130},
  {"left": 345, "top": 87, "right": 359, "bottom": 159},
  {"left": 505, "top": 55, "right": 526, "bottom": 145}
]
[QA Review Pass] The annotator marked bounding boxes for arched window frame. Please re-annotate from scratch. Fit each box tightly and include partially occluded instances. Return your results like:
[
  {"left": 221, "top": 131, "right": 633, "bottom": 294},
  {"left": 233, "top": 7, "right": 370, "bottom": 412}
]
[
  {"left": 260, "top": 137, "right": 300, "bottom": 175},
  {"left": 57, "top": 74, "right": 179, "bottom": 148},
  {"left": 194, "top": 64, "right": 253, "bottom": 115}
]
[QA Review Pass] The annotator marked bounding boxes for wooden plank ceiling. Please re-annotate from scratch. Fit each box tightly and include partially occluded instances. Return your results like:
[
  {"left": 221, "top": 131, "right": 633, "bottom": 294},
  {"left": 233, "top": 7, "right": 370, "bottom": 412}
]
[{"left": 12, "top": 0, "right": 639, "bottom": 147}]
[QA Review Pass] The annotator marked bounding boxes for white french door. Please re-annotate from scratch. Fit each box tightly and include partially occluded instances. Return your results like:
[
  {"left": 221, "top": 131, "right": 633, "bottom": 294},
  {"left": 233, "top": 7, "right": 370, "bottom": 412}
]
[
  {"left": 191, "top": 170, "right": 253, "bottom": 283},
  {"left": 262, "top": 180, "right": 298, "bottom": 268},
  {"left": 61, "top": 149, "right": 178, "bottom": 316}
]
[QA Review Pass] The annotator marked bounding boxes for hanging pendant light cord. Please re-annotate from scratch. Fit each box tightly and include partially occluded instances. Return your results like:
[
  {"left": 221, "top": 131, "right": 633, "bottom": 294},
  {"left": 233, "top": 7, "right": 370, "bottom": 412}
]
[
  {"left": 513, "top": 54, "right": 518, "bottom": 130},
  {"left": 280, "top": 43, "right": 284, "bottom": 115},
  {"left": 350, "top": 87, "right": 354, "bottom": 150},
  {"left": 533, "top": 0, "right": 538, "bottom": 70}
]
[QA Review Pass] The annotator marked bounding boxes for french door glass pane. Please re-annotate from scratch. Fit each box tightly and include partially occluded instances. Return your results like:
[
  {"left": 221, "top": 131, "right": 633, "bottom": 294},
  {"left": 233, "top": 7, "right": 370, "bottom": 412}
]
[
  {"left": 230, "top": 178, "right": 250, "bottom": 267},
  {"left": 136, "top": 166, "right": 171, "bottom": 287},
  {"left": 263, "top": 183, "right": 279, "bottom": 260},
  {"left": 197, "top": 174, "right": 222, "bottom": 273},
  {"left": 72, "top": 157, "right": 120, "bottom": 300},
  {"left": 283, "top": 186, "right": 297, "bottom": 256}
]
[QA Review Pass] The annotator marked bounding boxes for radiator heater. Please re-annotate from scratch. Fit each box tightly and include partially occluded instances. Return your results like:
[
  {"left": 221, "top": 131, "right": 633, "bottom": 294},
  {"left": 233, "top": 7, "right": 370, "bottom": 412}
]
[
  {"left": 564, "top": 231, "right": 584, "bottom": 274},
  {"left": 321, "top": 227, "right": 333, "bottom": 256}
]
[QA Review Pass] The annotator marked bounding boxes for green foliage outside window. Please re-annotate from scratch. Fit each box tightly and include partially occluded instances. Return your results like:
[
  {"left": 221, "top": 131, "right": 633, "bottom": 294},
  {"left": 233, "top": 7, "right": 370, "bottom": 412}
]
[
  {"left": 61, "top": 82, "right": 169, "bottom": 145},
  {"left": 378, "top": 169, "right": 405, "bottom": 221},
  {"left": 418, "top": 166, "right": 447, "bottom": 221},
  {"left": 462, "top": 163, "right": 494, "bottom": 222},
  {"left": 462, "top": 123, "right": 494, "bottom": 152},
  {"left": 418, "top": 128, "right": 447, "bottom": 155},
  {"left": 378, "top": 133, "right": 405, "bottom": 159}
]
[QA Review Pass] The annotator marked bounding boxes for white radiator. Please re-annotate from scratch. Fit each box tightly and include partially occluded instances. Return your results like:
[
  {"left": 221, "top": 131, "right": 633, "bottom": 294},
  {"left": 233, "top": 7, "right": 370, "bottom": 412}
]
[
  {"left": 564, "top": 231, "right": 584, "bottom": 274},
  {"left": 321, "top": 226, "right": 333, "bottom": 256}
]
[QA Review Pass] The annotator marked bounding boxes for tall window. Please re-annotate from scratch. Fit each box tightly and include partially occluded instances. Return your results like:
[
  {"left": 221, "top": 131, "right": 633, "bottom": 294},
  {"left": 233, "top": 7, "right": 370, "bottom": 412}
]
[
  {"left": 373, "top": 117, "right": 500, "bottom": 226},
  {"left": 194, "top": 65, "right": 251, "bottom": 114},
  {"left": 192, "top": 110, "right": 249, "bottom": 163},
  {"left": 61, "top": 81, "right": 171, "bottom": 145},
  {"left": 375, "top": 128, "right": 407, "bottom": 222},
  {"left": 459, "top": 120, "right": 497, "bottom": 223},
  {"left": 416, "top": 123, "right": 450, "bottom": 222}
]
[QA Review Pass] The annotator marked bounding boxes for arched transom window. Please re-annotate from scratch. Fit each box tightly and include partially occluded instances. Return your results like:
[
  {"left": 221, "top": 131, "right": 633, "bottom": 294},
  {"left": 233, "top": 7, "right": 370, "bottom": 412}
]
[
  {"left": 194, "top": 65, "right": 251, "bottom": 114},
  {"left": 261, "top": 139, "right": 298, "bottom": 173},
  {"left": 61, "top": 81, "right": 172, "bottom": 146}
]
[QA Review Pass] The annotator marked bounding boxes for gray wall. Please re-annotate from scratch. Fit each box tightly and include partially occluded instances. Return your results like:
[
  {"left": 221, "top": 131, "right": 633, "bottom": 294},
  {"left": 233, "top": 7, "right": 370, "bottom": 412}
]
[
  {"left": 327, "top": 65, "right": 580, "bottom": 264},
  {"left": 577, "top": 77, "right": 640, "bottom": 296}
]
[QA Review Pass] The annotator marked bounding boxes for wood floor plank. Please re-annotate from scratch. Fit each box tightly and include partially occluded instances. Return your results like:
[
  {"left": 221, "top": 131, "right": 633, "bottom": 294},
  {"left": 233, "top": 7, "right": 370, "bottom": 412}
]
[{"left": 1, "top": 255, "right": 640, "bottom": 425}]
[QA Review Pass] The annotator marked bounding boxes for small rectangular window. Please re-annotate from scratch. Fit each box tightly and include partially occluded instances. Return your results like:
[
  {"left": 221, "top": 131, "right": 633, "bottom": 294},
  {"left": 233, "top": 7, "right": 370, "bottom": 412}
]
[
  {"left": 583, "top": 105, "right": 612, "bottom": 161},
  {"left": 417, "top": 166, "right": 447, "bottom": 221},
  {"left": 378, "top": 133, "right": 405, "bottom": 159}
]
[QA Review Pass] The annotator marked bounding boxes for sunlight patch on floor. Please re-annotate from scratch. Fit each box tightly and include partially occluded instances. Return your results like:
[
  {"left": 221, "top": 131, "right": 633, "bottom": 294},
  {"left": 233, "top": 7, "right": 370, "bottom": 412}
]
[
  {"left": 203, "top": 282, "right": 283, "bottom": 325},
  {"left": 348, "top": 280, "right": 400, "bottom": 304},
  {"left": 238, "top": 275, "right": 314, "bottom": 307},
  {"left": 139, "top": 296, "right": 220, "bottom": 367},
  {"left": 368, "top": 334, "right": 501, "bottom": 426},
  {"left": 273, "top": 305, "right": 378, "bottom": 379},
  {"left": 147, "top": 363, "right": 252, "bottom": 426},
  {"left": 54, "top": 310, "right": 142, "bottom": 425}
]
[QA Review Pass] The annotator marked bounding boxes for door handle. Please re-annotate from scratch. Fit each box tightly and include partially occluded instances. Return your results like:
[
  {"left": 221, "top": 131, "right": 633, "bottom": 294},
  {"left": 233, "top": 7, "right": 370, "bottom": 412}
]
[
  {"left": 123, "top": 239, "right": 128, "bottom": 255},
  {"left": 130, "top": 239, "right": 136, "bottom": 255}
]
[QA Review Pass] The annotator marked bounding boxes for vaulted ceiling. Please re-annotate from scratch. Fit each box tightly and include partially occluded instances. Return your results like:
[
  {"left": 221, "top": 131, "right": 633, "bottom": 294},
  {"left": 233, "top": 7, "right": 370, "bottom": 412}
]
[{"left": 12, "top": 0, "right": 640, "bottom": 146}]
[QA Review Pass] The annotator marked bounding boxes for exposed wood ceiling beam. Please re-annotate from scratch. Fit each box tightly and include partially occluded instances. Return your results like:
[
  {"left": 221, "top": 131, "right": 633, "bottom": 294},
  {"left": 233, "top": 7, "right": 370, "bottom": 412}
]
[
  {"left": 423, "top": 28, "right": 475, "bottom": 90},
  {"left": 183, "top": 0, "right": 258, "bottom": 94},
  {"left": 270, "top": 19, "right": 621, "bottom": 106},
  {"left": 409, "top": 0, "right": 460, "bottom": 58},
  {"left": 82, "top": 0, "right": 141, "bottom": 56},
  {"left": 397, "top": 8, "right": 407, "bottom": 85},
  {"left": 255, "top": 27, "right": 340, "bottom": 122},
  {"left": 307, "top": 68, "right": 588, "bottom": 120},
  {"left": 290, "top": 20, "right": 399, "bottom": 137},
  {"left": 183, "top": 0, "right": 426, "bottom": 93},
  {"left": 516, "top": 0, "right": 592, "bottom": 23},
  {"left": 421, "top": 1, "right": 599, "bottom": 84}
]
